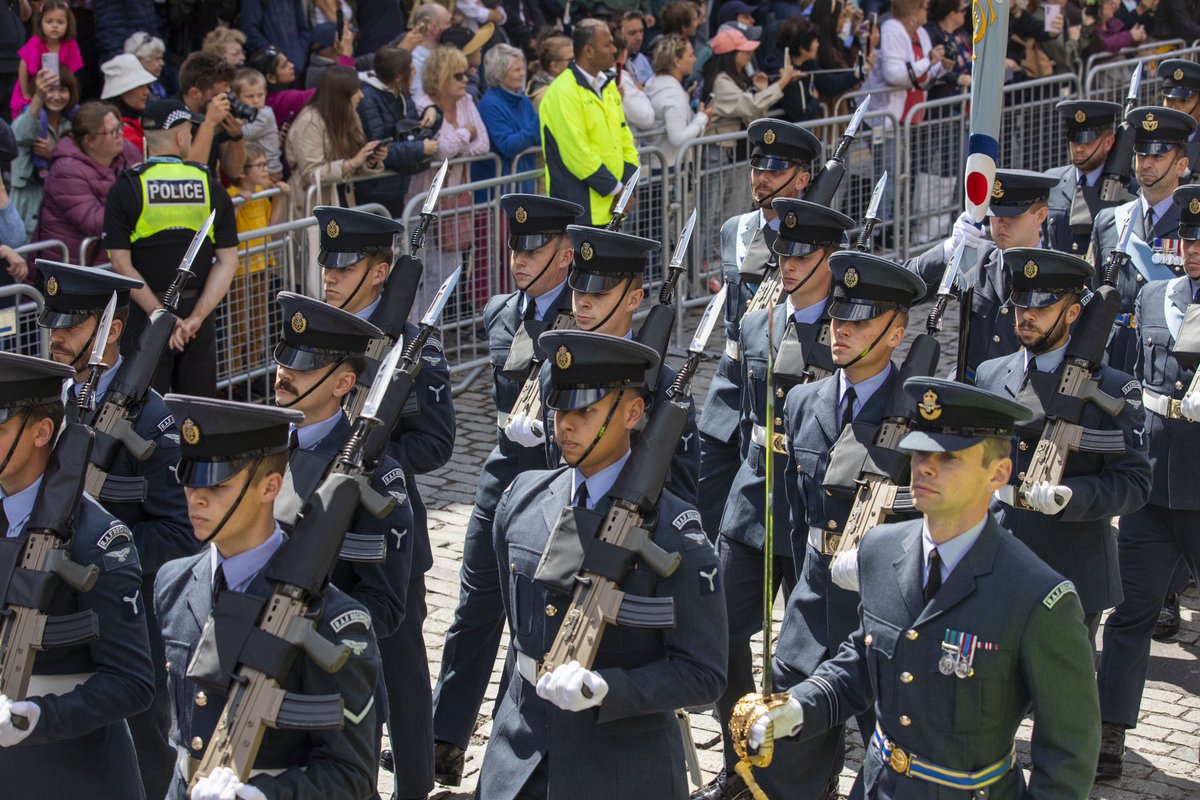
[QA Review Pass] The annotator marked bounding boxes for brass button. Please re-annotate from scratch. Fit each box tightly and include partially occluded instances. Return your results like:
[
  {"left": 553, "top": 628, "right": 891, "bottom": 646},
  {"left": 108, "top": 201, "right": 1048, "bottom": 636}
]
[
  {"left": 191, "top": 736, "right": 204, "bottom": 751},
  {"left": 545, "top": 605, "right": 558, "bottom": 617},
  {"left": 1018, "top": 441, "right": 1028, "bottom": 451},
  {"left": 1137, "top": 274, "right": 1144, "bottom": 282},
  {"left": 195, "top": 691, "right": 207, "bottom": 707},
  {"left": 1071, "top": 242, "right": 1079, "bottom": 251},
  {"left": 165, "top": 661, "right": 171, "bottom": 671},
  {"left": 748, "top": 369, "right": 755, "bottom": 378},
  {"left": 864, "top": 634, "right": 874, "bottom": 646},
  {"left": 774, "top": 417, "right": 783, "bottom": 427},
  {"left": 510, "top": 562, "right": 516, "bottom": 573},
  {"left": 1000, "top": 307, "right": 1009, "bottom": 315},
  {"left": 776, "top": 388, "right": 785, "bottom": 398},
  {"left": 992, "top": 335, "right": 1001, "bottom": 343},
  {"left": 906, "top": 629, "right": 918, "bottom": 640},
  {"left": 828, "top": 520, "right": 838, "bottom": 529},
  {"left": 1147, "top": 337, "right": 1153, "bottom": 344},
  {"left": 1176, "top": 380, "right": 1185, "bottom": 391},
  {"left": 796, "top": 464, "right": 803, "bottom": 473},
  {"left": 900, "top": 672, "right": 914, "bottom": 684},
  {"left": 899, "top": 715, "right": 912, "bottom": 727},
  {"left": 1018, "top": 471, "right": 1026, "bottom": 481}
]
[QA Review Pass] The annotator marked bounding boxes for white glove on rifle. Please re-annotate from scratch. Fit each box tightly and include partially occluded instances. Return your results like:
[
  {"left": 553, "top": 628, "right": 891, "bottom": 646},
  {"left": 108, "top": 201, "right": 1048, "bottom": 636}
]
[
  {"left": 830, "top": 549, "right": 861, "bottom": 593},
  {"left": 536, "top": 660, "right": 608, "bottom": 712},
  {"left": 1180, "top": 393, "right": 1200, "bottom": 422},
  {"left": 0, "top": 694, "right": 39, "bottom": 747},
  {"left": 189, "top": 767, "right": 267, "bottom": 800},
  {"left": 1024, "top": 481, "right": 1073, "bottom": 515},
  {"left": 943, "top": 211, "right": 985, "bottom": 261},
  {"left": 504, "top": 412, "right": 545, "bottom": 448},
  {"left": 748, "top": 696, "right": 804, "bottom": 751}
]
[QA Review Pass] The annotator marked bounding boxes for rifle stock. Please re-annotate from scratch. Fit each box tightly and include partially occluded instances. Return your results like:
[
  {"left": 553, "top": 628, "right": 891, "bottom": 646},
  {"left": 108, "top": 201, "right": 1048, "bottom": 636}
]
[{"left": 505, "top": 310, "right": 577, "bottom": 430}]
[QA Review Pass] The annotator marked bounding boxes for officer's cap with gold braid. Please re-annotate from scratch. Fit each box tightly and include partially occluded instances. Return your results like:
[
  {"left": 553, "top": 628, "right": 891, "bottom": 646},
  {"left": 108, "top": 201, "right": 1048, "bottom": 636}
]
[
  {"left": 313, "top": 205, "right": 405, "bottom": 269},
  {"left": 898, "top": 377, "right": 1032, "bottom": 454},
  {"left": 1055, "top": 100, "right": 1121, "bottom": 144},
  {"left": 565, "top": 225, "right": 659, "bottom": 294},
  {"left": 1127, "top": 106, "right": 1196, "bottom": 156},
  {"left": 770, "top": 198, "right": 855, "bottom": 257},
  {"left": 1174, "top": 185, "right": 1200, "bottom": 242},
  {"left": 1160, "top": 59, "right": 1200, "bottom": 99},
  {"left": 274, "top": 291, "right": 382, "bottom": 371},
  {"left": 986, "top": 169, "right": 1057, "bottom": 218},
  {"left": 500, "top": 194, "right": 583, "bottom": 252},
  {"left": 34, "top": 260, "right": 143, "bottom": 329},
  {"left": 827, "top": 252, "right": 926, "bottom": 321},
  {"left": 537, "top": 330, "right": 659, "bottom": 411},
  {"left": 164, "top": 394, "right": 302, "bottom": 488},
  {"left": 0, "top": 352, "right": 74, "bottom": 424},
  {"left": 1003, "top": 248, "right": 1092, "bottom": 309},
  {"left": 747, "top": 119, "right": 822, "bottom": 172}
]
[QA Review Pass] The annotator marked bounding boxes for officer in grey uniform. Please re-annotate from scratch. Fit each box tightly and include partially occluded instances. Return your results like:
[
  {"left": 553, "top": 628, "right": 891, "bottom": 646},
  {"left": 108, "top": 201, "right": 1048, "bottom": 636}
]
[
  {"left": 480, "top": 330, "right": 726, "bottom": 800},
  {"left": 749, "top": 377, "right": 1101, "bottom": 800},
  {"left": 904, "top": 169, "right": 1058, "bottom": 382},
  {"left": 1159, "top": 59, "right": 1200, "bottom": 184},
  {"left": 313, "top": 206, "right": 457, "bottom": 799},
  {"left": 0, "top": 353, "right": 154, "bottom": 800},
  {"left": 1090, "top": 106, "right": 1197, "bottom": 375},
  {"left": 695, "top": 198, "right": 856, "bottom": 800},
  {"left": 1096, "top": 184, "right": 1200, "bottom": 779},
  {"left": 697, "top": 121, "right": 822, "bottom": 537},
  {"left": 155, "top": 395, "right": 381, "bottom": 800},
  {"left": 431, "top": 195, "right": 582, "bottom": 786},
  {"left": 974, "top": 249, "right": 1151, "bottom": 640},
  {"left": 1045, "top": 100, "right": 1123, "bottom": 256},
  {"left": 34, "top": 261, "right": 194, "bottom": 799}
]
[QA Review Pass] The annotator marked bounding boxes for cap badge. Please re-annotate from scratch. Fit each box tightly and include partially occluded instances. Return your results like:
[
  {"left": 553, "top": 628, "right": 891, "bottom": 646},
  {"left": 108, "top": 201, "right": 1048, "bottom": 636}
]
[
  {"left": 515, "top": 206, "right": 528, "bottom": 224},
  {"left": 1142, "top": 112, "right": 1158, "bottom": 132},
  {"left": 918, "top": 390, "right": 943, "bottom": 422},
  {"left": 291, "top": 311, "right": 307, "bottom": 334},
  {"left": 784, "top": 211, "right": 798, "bottom": 229},
  {"left": 45, "top": 276, "right": 58, "bottom": 296},
  {"left": 326, "top": 219, "right": 340, "bottom": 239},
  {"left": 1175, "top": 68, "right": 1185, "bottom": 81},
  {"left": 1074, "top": 110, "right": 1086, "bottom": 124},
  {"left": 181, "top": 418, "right": 201, "bottom": 445},
  {"left": 1190, "top": 197, "right": 1200, "bottom": 215},
  {"left": 991, "top": 180, "right": 1004, "bottom": 199},
  {"left": 1023, "top": 259, "right": 1039, "bottom": 279},
  {"left": 763, "top": 128, "right": 776, "bottom": 145},
  {"left": 555, "top": 345, "right": 572, "bottom": 370},
  {"left": 843, "top": 267, "right": 860, "bottom": 289},
  {"left": 579, "top": 242, "right": 594, "bottom": 262}
]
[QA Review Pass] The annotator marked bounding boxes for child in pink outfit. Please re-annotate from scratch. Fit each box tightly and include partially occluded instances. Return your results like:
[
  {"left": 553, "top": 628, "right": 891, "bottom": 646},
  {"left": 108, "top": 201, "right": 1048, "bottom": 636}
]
[{"left": 12, "top": 0, "right": 84, "bottom": 119}]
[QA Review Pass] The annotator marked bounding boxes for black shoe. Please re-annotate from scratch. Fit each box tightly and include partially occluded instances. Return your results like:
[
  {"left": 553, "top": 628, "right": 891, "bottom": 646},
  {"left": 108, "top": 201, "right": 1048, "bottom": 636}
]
[
  {"left": 1096, "top": 723, "right": 1125, "bottom": 779},
  {"left": 1153, "top": 594, "right": 1181, "bottom": 641},
  {"left": 434, "top": 740, "right": 465, "bottom": 787},
  {"left": 379, "top": 748, "right": 394, "bottom": 773},
  {"left": 690, "top": 767, "right": 751, "bottom": 800}
]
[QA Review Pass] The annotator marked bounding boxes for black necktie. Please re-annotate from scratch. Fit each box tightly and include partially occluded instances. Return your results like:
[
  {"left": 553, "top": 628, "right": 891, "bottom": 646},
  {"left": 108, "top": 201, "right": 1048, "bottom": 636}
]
[
  {"left": 287, "top": 429, "right": 299, "bottom": 454},
  {"left": 924, "top": 548, "right": 942, "bottom": 605},
  {"left": 212, "top": 563, "right": 228, "bottom": 605},
  {"left": 1028, "top": 356, "right": 1039, "bottom": 374},
  {"left": 1069, "top": 177, "right": 1092, "bottom": 235},
  {"left": 1192, "top": 286, "right": 1199, "bottom": 305},
  {"left": 840, "top": 386, "right": 857, "bottom": 431},
  {"left": 0, "top": 499, "right": 8, "bottom": 538},
  {"left": 522, "top": 295, "right": 537, "bottom": 322},
  {"left": 574, "top": 482, "right": 589, "bottom": 509},
  {"left": 1144, "top": 207, "right": 1155, "bottom": 241}
]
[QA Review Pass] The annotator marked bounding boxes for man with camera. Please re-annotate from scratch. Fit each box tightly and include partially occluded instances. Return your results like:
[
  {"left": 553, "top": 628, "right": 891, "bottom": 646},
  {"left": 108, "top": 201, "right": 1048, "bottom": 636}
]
[{"left": 178, "top": 50, "right": 247, "bottom": 180}]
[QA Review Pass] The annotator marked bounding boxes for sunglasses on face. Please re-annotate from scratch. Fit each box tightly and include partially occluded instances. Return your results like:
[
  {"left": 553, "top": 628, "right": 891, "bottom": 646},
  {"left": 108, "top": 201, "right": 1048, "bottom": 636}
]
[{"left": 453, "top": 72, "right": 468, "bottom": 81}]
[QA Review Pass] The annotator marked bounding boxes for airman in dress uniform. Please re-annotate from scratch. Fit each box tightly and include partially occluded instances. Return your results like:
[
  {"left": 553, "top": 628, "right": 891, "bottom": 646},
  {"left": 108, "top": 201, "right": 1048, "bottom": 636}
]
[
  {"left": 479, "top": 330, "right": 726, "bottom": 800},
  {"left": 1159, "top": 59, "right": 1200, "bottom": 184},
  {"left": 747, "top": 253, "right": 926, "bottom": 800},
  {"left": 905, "top": 168, "right": 1059, "bottom": 382},
  {"left": 1045, "top": 100, "right": 1124, "bottom": 255},
  {"left": 697, "top": 121, "right": 822, "bottom": 537},
  {"left": 0, "top": 352, "right": 154, "bottom": 799},
  {"left": 1090, "top": 106, "right": 1197, "bottom": 375},
  {"left": 694, "top": 198, "right": 857, "bottom": 800},
  {"left": 974, "top": 249, "right": 1150, "bottom": 640},
  {"left": 748, "top": 378, "right": 1102, "bottom": 800},
  {"left": 1096, "top": 184, "right": 1200, "bottom": 778},
  {"left": 432, "top": 195, "right": 582, "bottom": 786},
  {"left": 155, "top": 395, "right": 381, "bottom": 800},
  {"left": 314, "top": 206, "right": 457, "bottom": 800},
  {"left": 35, "top": 261, "right": 194, "bottom": 799}
]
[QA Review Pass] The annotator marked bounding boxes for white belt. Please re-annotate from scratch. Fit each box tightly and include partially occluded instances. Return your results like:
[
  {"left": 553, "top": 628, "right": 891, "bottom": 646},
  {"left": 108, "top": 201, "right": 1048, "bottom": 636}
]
[
  {"left": 1142, "top": 388, "right": 1187, "bottom": 420},
  {"left": 497, "top": 410, "right": 509, "bottom": 430},
  {"left": 26, "top": 672, "right": 93, "bottom": 696},
  {"left": 516, "top": 651, "right": 539, "bottom": 686},
  {"left": 725, "top": 340, "right": 741, "bottom": 361}
]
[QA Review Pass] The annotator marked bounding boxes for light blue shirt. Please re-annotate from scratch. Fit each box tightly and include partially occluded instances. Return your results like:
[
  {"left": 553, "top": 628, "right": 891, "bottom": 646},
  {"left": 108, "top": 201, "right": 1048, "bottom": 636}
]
[
  {"left": 356, "top": 296, "right": 381, "bottom": 322},
  {"left": 1078, "top": 164, "right": 1103, "bottom": 189},
  {"left": 838, "top": 363, "right": 892, "bottom": 420},
  {"left": 0, "top": 475, "right": 42, "bottom": 538},
  {"left": 570, "top": 451, "right": 632, "bottom": 511},
  {"left": 921, "top": 514, "right": 988, "bottom": 586},
  {"left": 1023, "top": 339, "right": 1068, "bottom": 373},
  {"left": 520, "top": 278, "right": 567, "bottom": 322},
  {"left": 789, "top": 297, "right": 826, "bottom": 326},
  {"left": 293, "top": 410, "right": 343, "bottom": 451},
  {"left": 211, "top": 524, "right": 286, "bottom": 592}
]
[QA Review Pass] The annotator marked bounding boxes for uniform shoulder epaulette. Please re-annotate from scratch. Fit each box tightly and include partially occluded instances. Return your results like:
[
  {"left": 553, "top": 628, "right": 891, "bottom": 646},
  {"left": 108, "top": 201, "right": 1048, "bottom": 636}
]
[{"left": 1042, "top": 579, "right": 1077, "bottom": 609}]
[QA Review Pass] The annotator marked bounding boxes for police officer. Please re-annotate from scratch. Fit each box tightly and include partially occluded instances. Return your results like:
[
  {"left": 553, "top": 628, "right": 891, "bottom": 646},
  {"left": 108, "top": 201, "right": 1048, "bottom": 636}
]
[
  {"left": 697, "top": 120, "right": 822, "bottom": 537},
  {"left": 1091, "top": 106, "right": 1197, "bottom": 374},
  {"left": 431, "top": 194, "right": 581, "bottom": 786},
  {"left": 313, "top": 206, "right": 456, "bottom": 800},
  {"left": 695, "top": 198, "right": 855, "bottom": 800},
  {"left": 749, "top": 378, "right": 1101, "bottom": 800},
  {"left": 905, "top": 168, "right": 1059, "bottom": 382},
  {"left": 155, "top": 395, "right": 381, "bottom": 800},
  {"left": 747, "top": 253, "right": 926, "bottom": 800},
  {"left": 974, "top": 249, "right": 1150, "bottom": 641},
  {"left": 479, "top": 330, "right": 726, "bottom": 800},
  {"left": 1046, "top": 100, "right": 1124, "bottom": 255},
  {"left": 0, "top": 353, "right": 154, "bottom": 799},
  {"left": 1096, "top": 184, "right": 1200, "bottom": 778},
  {"left": 35, "top": 261, "right": 195, "bottom": 799},
  {"left": 102, "top": 98, "right": 240, "bottom": 397},
  {"left": 1159, "top": 59, "right": 1200, "bottom": 184}
]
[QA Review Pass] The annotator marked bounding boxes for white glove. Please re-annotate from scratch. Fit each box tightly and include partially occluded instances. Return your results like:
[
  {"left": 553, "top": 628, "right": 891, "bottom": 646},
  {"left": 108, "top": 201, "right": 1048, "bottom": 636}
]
[
  {"left": 504, "top": 412, "right": 545, "bottom": 448},
  {"left": 1181, "top": 393, "right": 1200, "bottom": 422},
  {"left": 943, "top": 211, "right": 985, "bottom": 260},
  {"left": 830, "top": 549, "right": 861, "bottom": 592},
  {"left": 0, "top": 694, "right": 39, "bottom": 747},
  {"left": 536, "top": 660, "right": 608, "bottom": 712},
  {"left": 748, "top": 696, "right": 804, "bottom": 751},
  {"left": 189, "top": 767, "right": 267, "bottom": 800},
  {"left": 1024, "top": 481, "right": 1073, "bottom": 515}
]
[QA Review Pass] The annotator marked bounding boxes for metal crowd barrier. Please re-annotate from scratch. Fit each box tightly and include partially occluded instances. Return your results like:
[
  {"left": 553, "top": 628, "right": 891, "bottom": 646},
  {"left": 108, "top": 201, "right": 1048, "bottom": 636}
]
[
  {"left": 1084, "top": 45, "right": 1200, "bottom": 106},
  {"left": 0, "top": 284, "right": 48, "bottom": 359}
]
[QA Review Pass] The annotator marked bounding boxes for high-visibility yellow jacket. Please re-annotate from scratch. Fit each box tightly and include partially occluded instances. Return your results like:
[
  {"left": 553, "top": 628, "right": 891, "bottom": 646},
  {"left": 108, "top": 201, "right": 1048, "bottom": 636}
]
[{"left": 539, "top": 65, "right": 638, "bottom": 226}]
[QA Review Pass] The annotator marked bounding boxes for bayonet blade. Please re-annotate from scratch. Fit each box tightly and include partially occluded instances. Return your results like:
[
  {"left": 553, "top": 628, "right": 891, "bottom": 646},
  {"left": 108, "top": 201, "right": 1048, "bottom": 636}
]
[
  {"left": 689, "top": 286, "right": 726, "bottom": 353},
  {"left": 422, "top": 160, "right": 450, "bottom": 216},
  {"left": 89, "top": 292, "right": 118, "bottom": 368},
  {"left": 865, "top": 172, "right": 888, "bottom": 221},
  {"left": 939, "top": 238, "right": 968, "bottom": 296},
  {"left": 613, "top": 166, "right": 641, "bottom": 218},
  {"left": 668, "top": 209, "right": 697, "bottom": 270},
  {"left": 1116, "top": 210, "right": 1135, "bottom": 251},
  {"left": 846, "top": 94, "right": 871, "bottom": 136},
  {"left": 1128, "top": 62, "right": 1143, "bottom": 101},
  {"left": 178, "top": 211, "right": 215, "bottom": 277},
  {"left": 421, "top": 266, "right": 462, "bottom": 327},
  {"left": 362, "top": 336, "right": 406, "bottom": 422}
]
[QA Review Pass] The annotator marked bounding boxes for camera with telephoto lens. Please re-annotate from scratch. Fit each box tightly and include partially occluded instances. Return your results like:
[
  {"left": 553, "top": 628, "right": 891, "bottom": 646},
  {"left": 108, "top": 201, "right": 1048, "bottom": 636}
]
[
  {"left": 942, "top": 38, "right": 957, "bottom": 61},
  {"left": 226, "top": 92, "right": 259, "bottom": 123}
]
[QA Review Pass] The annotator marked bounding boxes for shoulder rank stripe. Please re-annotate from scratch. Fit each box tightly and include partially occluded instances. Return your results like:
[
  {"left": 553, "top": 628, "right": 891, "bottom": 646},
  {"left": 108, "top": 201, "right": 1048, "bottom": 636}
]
[{"left": 1042, "top": 580, "right": 1076, "bottom": 609}]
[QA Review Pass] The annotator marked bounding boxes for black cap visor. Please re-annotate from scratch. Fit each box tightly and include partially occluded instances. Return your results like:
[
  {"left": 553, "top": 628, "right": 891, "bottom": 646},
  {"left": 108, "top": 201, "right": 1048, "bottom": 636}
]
[
  {"left": 750, "top": 155, "right": 802, "bottom": 173},
  {"left": 273, "top": 341, "right": 346, "bottom": 371},
  {"left": 37, "top": 307, "right": 103, "bottom": 329},
  {"left": 177, "top": 456, "right": 256, "bottom": 488},
  {"left": 1179, "top": 223, "right": 1200, "bottom": 241},
  {"left": 1007, "top": 289, "right": 1076, "bottom": 309},
  {"left": 568, "top": 269, "right": 635, "bottom": 294},
  {"left": 317, "top": 247, "right": 370, "bottom": 269},
  {"left": 1067, "top": 128, "right": 1104, "bottom": 144},
  {"left": 1163, "top": 85, "right": 1199, "bottom": 99},
  {"left": 772, "top": 238, "right": 822, "bottom": 258},
  {"left": 827, "top": 299, "right": 897, "bottom": 321},
  {"left": 898, "top": 429, "right": 990, "bottom": 454},
  {"left": 1134, "top": 141, "right": 1180, "bottom": 156},
  {"left": 546, "top": 385, "right": 623, "bottom": 412},
  {"left": 508, "top": 232, "right": 560, "bottom": 252},
  {"left": 986, "top": 203, "right": 1032, "bottom": 218}
]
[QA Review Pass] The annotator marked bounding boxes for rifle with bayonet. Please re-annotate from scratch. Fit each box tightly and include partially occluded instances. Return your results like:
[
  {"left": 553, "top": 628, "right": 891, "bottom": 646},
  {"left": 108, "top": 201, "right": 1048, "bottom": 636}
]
[
  {"left": 1099, "top": 63, "right": 1142, "bottom": 204},
  {"left": 637, "top": 209, "right": 697, "bottom": 367},
  {"left": 74, "top": 293, "right": 118, "bottom": 415},
  {"left": 853, "top": 172, "right": 888, "bottom": 252},
  {"left": 75, "top": 212, "right": 212, "bottom": 499},
  {"left": 606, "top": 166, "right": 641, "bottom": 231},
  {"left": 0, "top": 423, "right": 100, "bottom": 730},
  {"left": 806, "top": 97, "right": 871, "bottom": 207},
  {"left": 1102, "top": 209, "right": 1135, "bottom": 288}
]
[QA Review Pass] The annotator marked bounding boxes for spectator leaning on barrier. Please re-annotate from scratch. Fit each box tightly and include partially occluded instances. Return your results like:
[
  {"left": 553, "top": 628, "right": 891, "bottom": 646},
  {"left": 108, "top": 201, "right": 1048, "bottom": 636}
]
[
  {"left": 474, "top": 43, "right": 540, "bottom": 189},
  {"left": 10, "top": 64, "right": 75, "bottom": 239},
  {"left": 540, "top": 18, "right": 638, "bottom": 227},
  {"left": 701, "top": 27, "right": 793, "bottom": 137},
  {"left": 644, "top": 34, "right": 711, "bottom": 168},
  {"left": 101, "top": 53, "right": 157, "bottom": 154},
  {"left": 528, "top": 34, "right": 572, "bottom": 111},
  {"left": 409, "top": 3, "right": 454, "bottom": 98},
  {"left": 232, "top": 67, "right": 284, "bottom": 181},
  {"left": 178, "top": 51, "right": 246, "bottom": 179},
  {"left": 240, "top": 0, "right": 312, "bottom": 80},
  {"left": 124, "top": 32, "right": 168, "bottom": 98},
  {"left": 864, "top": 0, "right": 950, "bottom": 126}
]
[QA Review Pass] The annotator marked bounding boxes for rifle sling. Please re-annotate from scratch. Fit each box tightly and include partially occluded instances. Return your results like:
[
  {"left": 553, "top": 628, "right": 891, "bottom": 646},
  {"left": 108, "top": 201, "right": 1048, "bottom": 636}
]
[{"left": 0, "top": 539, "right": 62, "bottom": 611}]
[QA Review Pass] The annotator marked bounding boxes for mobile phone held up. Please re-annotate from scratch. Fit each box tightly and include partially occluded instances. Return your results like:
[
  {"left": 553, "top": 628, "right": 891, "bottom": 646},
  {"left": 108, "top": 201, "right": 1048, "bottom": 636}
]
[{"left": 41, "top": 52, "right": 59, "bottom": 85}]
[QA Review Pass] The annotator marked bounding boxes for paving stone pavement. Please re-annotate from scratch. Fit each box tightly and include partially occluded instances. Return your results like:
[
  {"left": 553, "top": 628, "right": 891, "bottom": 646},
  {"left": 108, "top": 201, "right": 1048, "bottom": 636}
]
[{"left": 377, "top": 303, "right": 1200, "bottom": 799}]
